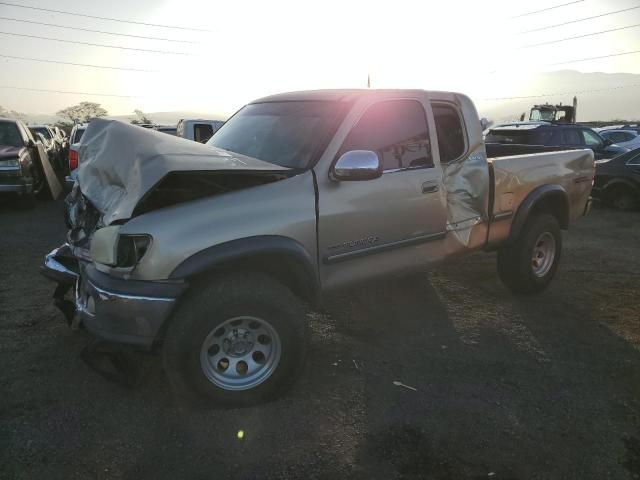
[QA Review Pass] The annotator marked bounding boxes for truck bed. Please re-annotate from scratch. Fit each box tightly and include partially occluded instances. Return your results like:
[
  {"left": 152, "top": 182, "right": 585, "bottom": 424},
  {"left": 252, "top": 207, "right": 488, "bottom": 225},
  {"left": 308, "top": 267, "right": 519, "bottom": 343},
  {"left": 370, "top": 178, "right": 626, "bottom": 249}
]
[{"left": 485, "top": 149, "right": 595, "bottom": 246}]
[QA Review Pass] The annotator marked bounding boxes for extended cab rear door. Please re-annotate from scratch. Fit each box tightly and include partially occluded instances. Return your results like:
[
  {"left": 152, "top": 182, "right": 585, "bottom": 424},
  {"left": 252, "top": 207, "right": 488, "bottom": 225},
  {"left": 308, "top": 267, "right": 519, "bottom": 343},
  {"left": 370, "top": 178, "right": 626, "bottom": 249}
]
[{"left": 315, "top": 94, "right": 448, "bottom": 290}]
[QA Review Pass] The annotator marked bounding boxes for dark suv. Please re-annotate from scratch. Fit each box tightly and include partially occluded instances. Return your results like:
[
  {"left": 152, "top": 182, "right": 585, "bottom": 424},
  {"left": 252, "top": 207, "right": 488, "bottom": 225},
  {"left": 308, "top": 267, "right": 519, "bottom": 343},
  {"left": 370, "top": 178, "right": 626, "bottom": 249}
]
[{"left": 485, "top": 123, "right": 629, "bottom": 160}]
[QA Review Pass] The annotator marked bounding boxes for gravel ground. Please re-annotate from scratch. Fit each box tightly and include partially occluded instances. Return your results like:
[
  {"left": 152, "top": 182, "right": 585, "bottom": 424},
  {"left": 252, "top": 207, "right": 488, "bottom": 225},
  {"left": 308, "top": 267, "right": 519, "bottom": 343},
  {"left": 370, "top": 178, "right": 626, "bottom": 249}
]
[{"left": 1, "top": 199, "right": 639, "bottom": 479}]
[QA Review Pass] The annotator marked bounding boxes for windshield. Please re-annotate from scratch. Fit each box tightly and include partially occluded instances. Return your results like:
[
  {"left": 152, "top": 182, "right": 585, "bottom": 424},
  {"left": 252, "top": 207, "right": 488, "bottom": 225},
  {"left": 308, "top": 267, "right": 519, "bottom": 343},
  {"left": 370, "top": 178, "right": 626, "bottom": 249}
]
[
  {"left": 530, "top": 108, "right": 556, "bottom": 122},
  {"left": 31, "top": 127, "right": 51, "bottom": 140},
  {"left": 207, "top": 101, "right": 343, "bottom": 169},
  {"left": 0, "top": 122, "right": 23, "bottom": 147}
]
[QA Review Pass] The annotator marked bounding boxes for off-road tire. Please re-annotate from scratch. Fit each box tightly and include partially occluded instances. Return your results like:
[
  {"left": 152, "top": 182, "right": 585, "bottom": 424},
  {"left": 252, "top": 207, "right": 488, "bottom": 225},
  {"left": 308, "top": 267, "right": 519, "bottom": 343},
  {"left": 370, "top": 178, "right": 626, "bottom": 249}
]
[
  {"left": 163, "top": 272, "right": 309, "bottom": 407},
  {"left": 497, "top": 214, "right": 562, "bottom": 295}
]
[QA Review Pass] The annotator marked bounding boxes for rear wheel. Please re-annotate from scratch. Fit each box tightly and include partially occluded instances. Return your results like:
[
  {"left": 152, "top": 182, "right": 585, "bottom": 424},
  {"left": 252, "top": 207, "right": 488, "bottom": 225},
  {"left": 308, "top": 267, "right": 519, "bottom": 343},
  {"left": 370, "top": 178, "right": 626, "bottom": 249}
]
[
  {"left": 163, "top": 272, "right": 309, "bottom": 407},
  {"left": 497, "top": 214, "right": 562, "bottom": 294}
]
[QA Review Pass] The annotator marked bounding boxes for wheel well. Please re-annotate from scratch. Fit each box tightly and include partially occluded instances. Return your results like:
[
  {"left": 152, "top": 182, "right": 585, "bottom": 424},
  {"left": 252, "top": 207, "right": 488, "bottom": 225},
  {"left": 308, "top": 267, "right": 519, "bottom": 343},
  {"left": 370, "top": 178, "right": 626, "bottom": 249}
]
[
  {"left": 152, "top": 253, "right": 317, "bottom": 351},
  {"left": 188, "top": 253, "right": 318, "bottom": 306},
  {"left": 530, "top": 192, "right": 569, "bottom": 230},
  {"left": 604, "top": 182, "right": 636, "bottom": 200}
]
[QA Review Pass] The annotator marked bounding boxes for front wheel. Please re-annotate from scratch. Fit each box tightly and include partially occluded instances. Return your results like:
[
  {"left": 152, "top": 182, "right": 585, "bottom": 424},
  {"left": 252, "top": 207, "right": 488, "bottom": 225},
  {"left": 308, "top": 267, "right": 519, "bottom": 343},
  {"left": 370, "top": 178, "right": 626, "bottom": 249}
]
[
  {"left": 497, "top": 214, "right": 562, "bottom": 294},
  {"left": 163, "top": 272, "right": 309, "bottom": 407}
]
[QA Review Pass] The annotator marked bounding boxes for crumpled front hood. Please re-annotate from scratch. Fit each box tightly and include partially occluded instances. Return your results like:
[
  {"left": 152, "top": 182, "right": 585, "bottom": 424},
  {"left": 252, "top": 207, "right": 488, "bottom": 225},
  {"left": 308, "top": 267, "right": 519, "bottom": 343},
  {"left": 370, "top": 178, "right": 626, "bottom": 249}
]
[
  {"left": 77, "top": 119, "right": 289, "bottom": 225},
  {"left": 0, "top": 145, "right": 24, "bottom": 160}
]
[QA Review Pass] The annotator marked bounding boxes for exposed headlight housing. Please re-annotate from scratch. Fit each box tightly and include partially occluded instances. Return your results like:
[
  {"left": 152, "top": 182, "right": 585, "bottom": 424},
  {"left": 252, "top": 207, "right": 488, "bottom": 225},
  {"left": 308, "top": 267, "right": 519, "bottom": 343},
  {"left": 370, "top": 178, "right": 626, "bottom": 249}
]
[
  {"left": 116, "top": 234, "right": 152, "bottom": 268},
  {"left": 90, "top": 226, "right": 152, "bottom": 268}
]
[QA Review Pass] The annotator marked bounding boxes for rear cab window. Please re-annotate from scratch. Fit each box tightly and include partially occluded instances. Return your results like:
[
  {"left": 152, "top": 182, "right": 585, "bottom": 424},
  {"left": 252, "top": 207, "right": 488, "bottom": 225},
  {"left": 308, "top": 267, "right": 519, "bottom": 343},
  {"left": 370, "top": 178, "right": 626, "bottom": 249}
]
[
  {"left": 432, "top": 103, "right": 466, "bottom": 163},
  {"left": 338, "top": 99, "right": 433, "bottom": 171}
]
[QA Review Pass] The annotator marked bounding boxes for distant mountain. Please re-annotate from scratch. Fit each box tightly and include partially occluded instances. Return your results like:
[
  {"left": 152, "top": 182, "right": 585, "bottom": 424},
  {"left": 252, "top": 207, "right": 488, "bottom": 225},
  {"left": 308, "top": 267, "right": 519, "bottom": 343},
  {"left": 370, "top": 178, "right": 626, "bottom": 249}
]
[{"left": 476, "top": 70, "right": 640, "bottom": 123}]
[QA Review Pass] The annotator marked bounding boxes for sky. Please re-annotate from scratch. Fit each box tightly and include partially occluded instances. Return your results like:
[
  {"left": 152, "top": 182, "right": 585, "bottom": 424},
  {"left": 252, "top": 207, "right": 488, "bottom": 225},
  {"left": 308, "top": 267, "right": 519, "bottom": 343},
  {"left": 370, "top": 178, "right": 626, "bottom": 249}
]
[{"left": 0, "top": 0, "right": 639, "bottom": 119}]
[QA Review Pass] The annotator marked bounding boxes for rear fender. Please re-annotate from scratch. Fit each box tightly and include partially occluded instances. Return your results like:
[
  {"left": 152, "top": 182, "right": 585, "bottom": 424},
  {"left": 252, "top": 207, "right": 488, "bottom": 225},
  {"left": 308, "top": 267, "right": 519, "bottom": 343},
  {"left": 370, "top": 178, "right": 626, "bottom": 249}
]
[{"left": 508, "top": 185, "right": 569, "bottom": 243}]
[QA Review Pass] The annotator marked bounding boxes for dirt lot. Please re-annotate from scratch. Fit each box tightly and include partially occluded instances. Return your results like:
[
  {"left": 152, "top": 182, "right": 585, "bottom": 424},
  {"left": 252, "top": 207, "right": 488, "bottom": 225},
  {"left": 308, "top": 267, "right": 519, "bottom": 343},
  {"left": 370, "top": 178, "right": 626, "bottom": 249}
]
[{"left": 1, "top": 199, "right": 639, "bottom": 479}]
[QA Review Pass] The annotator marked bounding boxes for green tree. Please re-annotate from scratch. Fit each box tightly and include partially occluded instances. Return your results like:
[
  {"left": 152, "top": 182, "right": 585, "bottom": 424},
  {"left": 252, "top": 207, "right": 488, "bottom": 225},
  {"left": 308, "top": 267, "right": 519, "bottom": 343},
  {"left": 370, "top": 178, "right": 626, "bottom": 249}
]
[
  {"left": 56, "top": 102, "right": 108, "bottom": 124},
  {"left": 130, "top": 109, "right": 153, "bottom": 125}
]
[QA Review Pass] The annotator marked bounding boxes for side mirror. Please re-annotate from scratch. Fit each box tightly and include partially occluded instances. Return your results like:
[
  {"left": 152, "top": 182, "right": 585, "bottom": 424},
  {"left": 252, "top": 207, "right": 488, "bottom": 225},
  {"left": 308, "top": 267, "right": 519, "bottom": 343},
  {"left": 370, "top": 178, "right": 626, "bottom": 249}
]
[{"left": 331, "top": 150, "right": 382, "bottom": 181}]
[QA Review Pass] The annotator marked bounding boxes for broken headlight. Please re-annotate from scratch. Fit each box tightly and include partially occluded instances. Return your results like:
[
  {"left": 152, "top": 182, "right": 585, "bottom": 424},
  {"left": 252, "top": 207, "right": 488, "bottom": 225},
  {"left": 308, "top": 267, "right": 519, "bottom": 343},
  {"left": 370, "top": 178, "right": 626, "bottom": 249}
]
[
  {"left": 116, "top": 235, "right": 152, "bottom": 268},
  {"left": 90, "top": 227, "right": 151, "bottom": 268}
]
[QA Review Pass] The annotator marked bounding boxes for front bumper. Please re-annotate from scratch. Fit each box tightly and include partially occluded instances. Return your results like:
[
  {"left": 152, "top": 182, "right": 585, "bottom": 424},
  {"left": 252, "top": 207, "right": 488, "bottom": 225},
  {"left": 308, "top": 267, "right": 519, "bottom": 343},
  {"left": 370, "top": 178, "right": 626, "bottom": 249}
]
[
  {"left": 42, "top": 245, "right": 188, "bottom": 350},
  {"left": 0, "top": 177, "right": 32, "bottom": 194}
]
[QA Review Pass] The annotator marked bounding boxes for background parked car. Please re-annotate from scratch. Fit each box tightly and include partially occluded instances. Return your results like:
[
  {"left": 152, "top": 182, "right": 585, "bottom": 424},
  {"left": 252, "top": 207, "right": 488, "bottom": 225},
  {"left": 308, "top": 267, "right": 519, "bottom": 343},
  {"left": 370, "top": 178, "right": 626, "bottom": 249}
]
[
  {"left": 29, "top": 125, "right": 63, "bottom": 170},
  {"left": 591, "top": 147, "right": 640, "bottom": 210},
  {"left": 156, "top": 125, "right": 177, "bottom": 136},
  {"left": 597, "top": 129, "right": 640, "bottom": 150},
  {"left": 0, "top": 118, "right": 49, "bottom": 206},
  {"left": 64, "top": 123, "right": 88, "bottom": 191},
  {"left": 52, "top": 126, "right": 69, "bottom": 160},
  {"left": 177, "top": 119, "right": 224, "bottom": 143},
  {"left": 485, "top": 123, "right": 629, "bottom": 160},
  {"left": 32, "top": 132, "right": 57, "bottom": 168}
]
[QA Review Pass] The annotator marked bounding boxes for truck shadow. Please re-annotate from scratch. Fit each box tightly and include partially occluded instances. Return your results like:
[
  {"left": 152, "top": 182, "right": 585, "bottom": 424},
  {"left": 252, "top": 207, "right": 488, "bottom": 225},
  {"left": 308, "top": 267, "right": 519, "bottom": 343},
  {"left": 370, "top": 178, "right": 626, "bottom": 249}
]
[{"left": 70, "top": 264, "right": 640, "bottom": 479}]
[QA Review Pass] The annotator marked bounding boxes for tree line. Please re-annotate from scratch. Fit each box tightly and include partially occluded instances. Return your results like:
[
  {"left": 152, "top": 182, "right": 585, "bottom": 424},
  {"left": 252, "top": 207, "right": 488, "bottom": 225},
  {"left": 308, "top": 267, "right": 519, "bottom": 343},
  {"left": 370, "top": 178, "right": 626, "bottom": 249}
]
[{"left": 2, "top": 102, "right": 154, "bottom": 134}]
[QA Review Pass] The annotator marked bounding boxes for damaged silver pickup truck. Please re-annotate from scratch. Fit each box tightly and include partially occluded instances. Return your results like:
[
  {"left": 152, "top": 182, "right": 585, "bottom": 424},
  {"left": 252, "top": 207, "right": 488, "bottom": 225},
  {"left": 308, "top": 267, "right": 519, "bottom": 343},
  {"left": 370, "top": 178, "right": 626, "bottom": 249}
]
[{"left": 42, "top": 90, "right": 594, "bottom": 406}]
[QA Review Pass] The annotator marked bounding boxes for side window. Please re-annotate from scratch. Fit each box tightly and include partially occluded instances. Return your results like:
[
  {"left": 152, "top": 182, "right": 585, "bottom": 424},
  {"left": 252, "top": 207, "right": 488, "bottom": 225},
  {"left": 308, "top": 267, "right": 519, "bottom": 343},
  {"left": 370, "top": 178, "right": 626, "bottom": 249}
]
[
  {"left": 193, "top": 123, "right": 214, "bottom": 143},
  {"left": 627, "top": 153, "right": 640, "bottom": 165},
  {"left": 432, "top": 103, "right": 466, "bottom": 163},
  {"left": 339, "top": 99, "right": 432, "bottom": 171},
  {"left": 582, "top": 129, "right": 602, "bottom": 147},
  {"left": 603, "top": 132, "right": 618, "bottom": 143},
  {"left": 562, "top": 129, "right": 582, "bottom": 145},
  {"left": 622, "top": 132, "right": 636, "bottom": 142}
]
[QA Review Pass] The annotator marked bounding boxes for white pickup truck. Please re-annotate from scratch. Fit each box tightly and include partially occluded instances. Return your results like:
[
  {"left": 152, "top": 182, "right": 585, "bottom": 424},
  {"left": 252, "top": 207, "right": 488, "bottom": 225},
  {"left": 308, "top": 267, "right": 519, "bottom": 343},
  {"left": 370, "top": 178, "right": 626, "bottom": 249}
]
[{"left": 43, "top": 89, "right": 595, "bottom": 406}]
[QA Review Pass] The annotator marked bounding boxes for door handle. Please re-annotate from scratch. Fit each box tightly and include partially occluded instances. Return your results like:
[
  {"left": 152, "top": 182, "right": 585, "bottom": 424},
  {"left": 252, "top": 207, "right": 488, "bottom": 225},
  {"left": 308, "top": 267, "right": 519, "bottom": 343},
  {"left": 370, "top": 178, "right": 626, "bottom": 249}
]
[{"left": 422, "top": 182, "right": 439, "bottom": 194}]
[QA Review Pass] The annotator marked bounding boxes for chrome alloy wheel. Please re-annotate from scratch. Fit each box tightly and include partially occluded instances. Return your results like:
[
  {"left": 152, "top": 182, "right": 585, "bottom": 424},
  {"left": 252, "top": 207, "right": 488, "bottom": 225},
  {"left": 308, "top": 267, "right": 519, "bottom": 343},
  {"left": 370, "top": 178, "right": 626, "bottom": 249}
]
[
  {"left": 200, "top": 316, "right": 282, "bottom": 391},
  {"left": 531, "top": 232, "right": 556, "bottom": 277}
]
